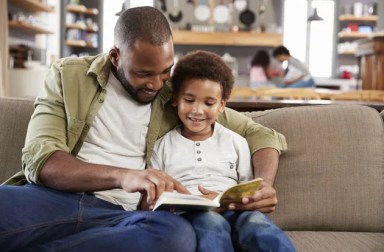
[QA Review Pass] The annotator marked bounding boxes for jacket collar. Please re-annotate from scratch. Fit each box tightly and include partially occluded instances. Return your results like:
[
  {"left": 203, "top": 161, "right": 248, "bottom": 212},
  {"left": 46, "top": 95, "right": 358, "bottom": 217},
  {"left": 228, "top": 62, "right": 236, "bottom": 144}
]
[{"left": 87, "top": 53, "right": 111, "bottom": 89}]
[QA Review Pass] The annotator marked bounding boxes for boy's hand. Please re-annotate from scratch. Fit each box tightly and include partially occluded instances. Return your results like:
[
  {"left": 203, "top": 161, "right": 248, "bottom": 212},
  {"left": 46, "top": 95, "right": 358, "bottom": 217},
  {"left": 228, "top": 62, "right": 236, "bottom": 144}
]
[{"left": 198, "top": 184, "right": 219, "bottom": 200}]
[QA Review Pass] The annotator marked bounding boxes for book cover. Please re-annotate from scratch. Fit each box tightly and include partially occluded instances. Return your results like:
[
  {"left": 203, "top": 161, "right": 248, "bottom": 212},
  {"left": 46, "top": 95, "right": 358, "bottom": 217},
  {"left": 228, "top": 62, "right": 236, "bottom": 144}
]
[{"left": 152, "top": 178, "right": 263, "bottom": 211}]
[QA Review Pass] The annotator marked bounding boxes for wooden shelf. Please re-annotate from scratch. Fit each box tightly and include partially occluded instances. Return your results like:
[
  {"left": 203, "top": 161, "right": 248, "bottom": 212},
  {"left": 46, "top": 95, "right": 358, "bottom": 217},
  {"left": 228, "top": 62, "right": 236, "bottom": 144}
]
[
  {"left": 65, "top": 40, "right": 97, "bottom": 48},
  {"left": 10, "top": 0, "right": 54, "bottom": 12},
  {"left": 66, "top": 23, "right": 98, "bottom": 32},
  {"left": 9, "top": 20, "right": 53, "bottom": 34},
  {"left": 66, "top": 5, "right": 99, "bottom": 15},
  {"left": 338, "top": 31, "right": 371, "bottom": 39},
  {"left": 338, "top": 50, "right": 357, "bottom": 55},
  {"left": 172, "top": 30, "right": 282, "bottom": 47},
  {"left": 339, "top": 15, "right": 378, "bottom": 22}
]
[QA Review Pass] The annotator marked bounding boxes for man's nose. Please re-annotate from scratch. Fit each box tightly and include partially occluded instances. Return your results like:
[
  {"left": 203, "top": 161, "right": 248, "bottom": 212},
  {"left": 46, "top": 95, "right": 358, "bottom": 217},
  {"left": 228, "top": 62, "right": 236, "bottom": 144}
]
[{"left": 147, "top": 74, "right": 165, "bottom": 90}]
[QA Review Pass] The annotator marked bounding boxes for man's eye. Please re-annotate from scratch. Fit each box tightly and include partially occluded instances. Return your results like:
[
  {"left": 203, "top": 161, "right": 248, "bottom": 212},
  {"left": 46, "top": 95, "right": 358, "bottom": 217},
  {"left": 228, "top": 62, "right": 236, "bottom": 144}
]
[
  {"left": 137, "top": 72, "right": 150, "bottom": 77},
  {"left": 206, "top": 103, "right": 215, "bottom": 106}
]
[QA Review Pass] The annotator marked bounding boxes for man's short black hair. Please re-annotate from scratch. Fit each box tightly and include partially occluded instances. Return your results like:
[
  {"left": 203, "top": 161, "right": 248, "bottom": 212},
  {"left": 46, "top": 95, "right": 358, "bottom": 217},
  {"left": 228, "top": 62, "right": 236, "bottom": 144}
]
[
  {"left": 272, "top": 45, "right": 290, "bottom": 57},
  {"left": 114, "top": 6, "right": 172, "bottom": 49}
]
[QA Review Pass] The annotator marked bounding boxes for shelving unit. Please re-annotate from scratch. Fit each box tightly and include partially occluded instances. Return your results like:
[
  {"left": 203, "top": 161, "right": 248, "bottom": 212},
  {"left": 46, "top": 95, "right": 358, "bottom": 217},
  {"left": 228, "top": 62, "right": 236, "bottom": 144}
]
[
  {"left": 9, "top": 20, "right": 54, "bottom": 35},
  {"left": 335, "top": 9, "right": 378, "bottom": 80},
  {"left": 8, "top": 0, "right": 54, "bottom": 35},
  {"left": 337, "top": 14, "right": 377, "bottom": 55},
  {"left": 173, "top": 31, "right": 282, "bottom": 47},
  {"left": 9, "top": 0, "right": 55, "bottom": 13},
  {"left": 8, "top": 0, "right": 55, "bottom": 67},
  {"left": 60, "top": 0, "right": 102, "bottom": 57}
]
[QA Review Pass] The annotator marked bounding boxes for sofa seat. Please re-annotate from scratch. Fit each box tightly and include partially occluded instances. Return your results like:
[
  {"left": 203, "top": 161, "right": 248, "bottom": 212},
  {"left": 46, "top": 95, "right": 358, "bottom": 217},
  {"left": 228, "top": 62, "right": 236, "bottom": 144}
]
[{"left": 287, "top": 231, "right": 384, "bottom": 251}]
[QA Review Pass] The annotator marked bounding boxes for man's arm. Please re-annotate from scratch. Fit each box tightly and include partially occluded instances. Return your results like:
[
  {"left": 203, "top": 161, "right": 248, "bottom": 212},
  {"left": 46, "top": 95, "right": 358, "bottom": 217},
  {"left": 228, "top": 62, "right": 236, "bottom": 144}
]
[
  {"left": 40, "top": 151, "right": 188, "bottom": 204},
  {"left": 217, "top": 108, "right": 285, "bottom": 213},
  {"left": 226, "top": 148, "right": 279, "bottom": 213}
]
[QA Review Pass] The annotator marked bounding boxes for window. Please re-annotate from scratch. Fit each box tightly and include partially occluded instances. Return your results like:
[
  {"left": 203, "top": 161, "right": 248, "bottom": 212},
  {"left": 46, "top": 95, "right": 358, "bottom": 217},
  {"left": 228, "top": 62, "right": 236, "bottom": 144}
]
[
  {"left": 283, "top": 0, "right": 335, "bottom": 78},
  {"left": 102, "top": 1, "right": 154, "bottom": 52}
]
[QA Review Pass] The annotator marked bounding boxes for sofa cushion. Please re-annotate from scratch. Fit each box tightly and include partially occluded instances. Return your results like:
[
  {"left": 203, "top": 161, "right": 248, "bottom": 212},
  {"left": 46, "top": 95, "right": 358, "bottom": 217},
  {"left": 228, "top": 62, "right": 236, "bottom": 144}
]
[
  {"left": 286, "top": 231, "right": 384, "bottom": 251},
  {"left": 0, "top": 98, "right": 34, "bottom": 184},
  {"left": 247, "top": 105, "right": 384, "bottom": 232}
]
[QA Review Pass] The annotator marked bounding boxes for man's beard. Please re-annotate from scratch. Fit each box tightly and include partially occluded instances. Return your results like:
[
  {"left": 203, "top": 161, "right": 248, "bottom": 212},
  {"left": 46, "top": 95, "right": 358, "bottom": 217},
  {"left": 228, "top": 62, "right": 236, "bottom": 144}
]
[{"left": 115, "top": 68, "right": 154, "bottom": 104}]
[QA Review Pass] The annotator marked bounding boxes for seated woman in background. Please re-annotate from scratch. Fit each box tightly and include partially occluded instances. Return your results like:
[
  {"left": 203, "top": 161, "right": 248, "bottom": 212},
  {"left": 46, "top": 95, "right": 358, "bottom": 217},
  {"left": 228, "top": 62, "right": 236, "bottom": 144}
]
[
  {"left": 272, "top": 45, "right": 315, "bottom": 88},
  {"left": 249, "top": 50, "right": 283, "bottom": 88}
]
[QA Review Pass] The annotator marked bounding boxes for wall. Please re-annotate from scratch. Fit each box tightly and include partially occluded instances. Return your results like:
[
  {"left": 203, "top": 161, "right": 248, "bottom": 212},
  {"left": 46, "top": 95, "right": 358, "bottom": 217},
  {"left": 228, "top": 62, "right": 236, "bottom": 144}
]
[{"left": 158, "top": 0, "right": 284, "bottom": 86}]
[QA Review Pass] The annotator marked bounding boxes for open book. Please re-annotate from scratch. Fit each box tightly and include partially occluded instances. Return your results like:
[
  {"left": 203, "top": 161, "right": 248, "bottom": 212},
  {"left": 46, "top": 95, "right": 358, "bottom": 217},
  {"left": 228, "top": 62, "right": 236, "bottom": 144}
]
[{"left": 152, "top": 178, "right": 263, "bottom": 211}]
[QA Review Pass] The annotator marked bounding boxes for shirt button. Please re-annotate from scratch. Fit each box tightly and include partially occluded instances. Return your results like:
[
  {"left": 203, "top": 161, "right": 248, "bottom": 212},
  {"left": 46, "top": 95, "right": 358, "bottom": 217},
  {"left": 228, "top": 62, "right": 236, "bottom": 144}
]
[
  {"left": 99, "top": 99, "right": 104, "bottom": 103},
  {"left": 197, "top": 157, "right": 202, "bottom": 162},
  {"left": 197, "top": 150, "right": 201, "bottom": 154},
  {"left": 196, "top": 142, "right": 200, "bottom": 146},
  {"left": 230, "top": 164, "right": 234, "bottom": 169}
]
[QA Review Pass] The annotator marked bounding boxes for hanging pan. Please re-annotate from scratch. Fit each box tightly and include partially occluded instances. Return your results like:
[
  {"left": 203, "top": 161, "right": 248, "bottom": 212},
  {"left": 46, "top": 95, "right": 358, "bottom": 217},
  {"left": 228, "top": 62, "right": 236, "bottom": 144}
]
[
  {"left": 239, "top": 0, "right": 256, "bottom": 30},
  {"left": 169, "top": 0, "right": 183, "bottom": 23}
]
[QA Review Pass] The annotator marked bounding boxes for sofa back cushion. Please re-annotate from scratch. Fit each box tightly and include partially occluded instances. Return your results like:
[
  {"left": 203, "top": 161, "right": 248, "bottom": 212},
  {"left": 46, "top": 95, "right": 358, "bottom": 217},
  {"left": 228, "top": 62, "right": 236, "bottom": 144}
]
[
  {"left": 247, "top": 105, "right": 384, "bottom": 232},
  {"left": 0, "top": 98, "right": 34, "bottom": 184}
]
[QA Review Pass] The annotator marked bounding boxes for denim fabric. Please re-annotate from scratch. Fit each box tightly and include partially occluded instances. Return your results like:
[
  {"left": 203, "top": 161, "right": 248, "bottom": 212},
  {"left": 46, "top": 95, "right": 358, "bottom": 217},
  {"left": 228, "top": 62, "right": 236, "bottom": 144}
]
[
  {"left": 278, "top": 78, "right": 315, "bottom": 88},
  {"left": 182, "top": 210, "right": 295, "bottom": 252},
  {"left": 0, "top": 184, "right": 196, "bottom": 252}
]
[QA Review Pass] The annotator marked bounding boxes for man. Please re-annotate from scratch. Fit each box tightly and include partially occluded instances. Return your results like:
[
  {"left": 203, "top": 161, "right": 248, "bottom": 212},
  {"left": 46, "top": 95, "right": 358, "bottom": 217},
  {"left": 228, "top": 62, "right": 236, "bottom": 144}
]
[
  {"left": 0, "top": 7, "right": 286, "bottom": 251},
  {"left": 273, "top": 45, "right": 315, "bottom": 88}
]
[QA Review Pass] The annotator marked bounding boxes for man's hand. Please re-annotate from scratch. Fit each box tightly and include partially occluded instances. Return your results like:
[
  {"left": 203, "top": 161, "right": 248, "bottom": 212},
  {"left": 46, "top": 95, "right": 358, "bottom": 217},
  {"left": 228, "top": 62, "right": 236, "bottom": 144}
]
[
  {"left": 226, "top": 181, "right": 277, "bottom": 213},
  {"left": 119, "top": 169, "right": 190, "bottom": 206}
]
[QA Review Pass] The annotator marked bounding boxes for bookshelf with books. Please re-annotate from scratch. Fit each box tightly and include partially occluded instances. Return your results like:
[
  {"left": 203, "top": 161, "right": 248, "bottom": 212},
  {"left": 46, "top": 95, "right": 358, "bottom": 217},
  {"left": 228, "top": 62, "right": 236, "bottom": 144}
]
[{"left": 61, "top": 0, "right": 103, "bottom": 57}]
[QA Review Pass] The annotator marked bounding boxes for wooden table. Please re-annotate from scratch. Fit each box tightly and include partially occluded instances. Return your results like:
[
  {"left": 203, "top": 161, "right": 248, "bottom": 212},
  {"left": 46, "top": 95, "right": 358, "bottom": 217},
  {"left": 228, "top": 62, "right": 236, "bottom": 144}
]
[{"left": 227, "top": 99, "right": 384, "bottom": 112}]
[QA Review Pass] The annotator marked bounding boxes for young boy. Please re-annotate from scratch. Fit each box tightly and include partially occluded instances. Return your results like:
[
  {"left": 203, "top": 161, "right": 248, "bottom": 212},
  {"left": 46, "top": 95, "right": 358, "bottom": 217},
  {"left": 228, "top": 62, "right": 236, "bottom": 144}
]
[{"left": 150, "top": 50, "right": 295, "bottom": 252}]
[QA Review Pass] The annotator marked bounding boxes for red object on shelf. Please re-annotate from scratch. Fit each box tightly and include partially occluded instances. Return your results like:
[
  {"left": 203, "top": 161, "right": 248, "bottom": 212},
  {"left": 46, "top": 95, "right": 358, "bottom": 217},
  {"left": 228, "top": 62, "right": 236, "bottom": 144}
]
[
  {"left": 348, "top": 23, "right": 358, "bottom": 31},
  {"left": 342, "top": 70, "right": 352, "bottom": 79}
]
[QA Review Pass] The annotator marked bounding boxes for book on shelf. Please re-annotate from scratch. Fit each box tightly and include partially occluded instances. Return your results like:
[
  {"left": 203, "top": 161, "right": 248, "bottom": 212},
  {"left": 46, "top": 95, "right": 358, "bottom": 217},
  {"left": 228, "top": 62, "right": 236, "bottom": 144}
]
[{"left": 153, "top": 178, "right": 263, "bottom": 211}]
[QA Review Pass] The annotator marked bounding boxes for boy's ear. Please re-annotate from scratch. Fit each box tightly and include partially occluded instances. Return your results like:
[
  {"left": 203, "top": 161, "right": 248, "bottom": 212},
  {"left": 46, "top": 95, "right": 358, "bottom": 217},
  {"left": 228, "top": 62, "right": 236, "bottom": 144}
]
[
  {"left": 219, "top": 99, "right": 227, "bottom": 113},
  {"left": 171, "top": 94, "right": 178, "bottom": 107}
]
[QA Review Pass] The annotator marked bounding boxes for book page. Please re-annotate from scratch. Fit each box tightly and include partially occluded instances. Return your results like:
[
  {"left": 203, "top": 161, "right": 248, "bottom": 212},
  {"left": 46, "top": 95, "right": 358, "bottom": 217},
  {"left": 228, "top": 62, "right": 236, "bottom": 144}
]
[{"left": 153, "top": 192, "right": 220, "bottom": 211}]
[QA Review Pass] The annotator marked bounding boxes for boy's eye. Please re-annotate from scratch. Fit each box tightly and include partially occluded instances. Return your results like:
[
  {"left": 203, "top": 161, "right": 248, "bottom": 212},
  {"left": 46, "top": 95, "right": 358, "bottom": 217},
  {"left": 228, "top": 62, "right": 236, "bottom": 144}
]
[{"left": 184, "top": 98, "right": 194, "bottom": 103}]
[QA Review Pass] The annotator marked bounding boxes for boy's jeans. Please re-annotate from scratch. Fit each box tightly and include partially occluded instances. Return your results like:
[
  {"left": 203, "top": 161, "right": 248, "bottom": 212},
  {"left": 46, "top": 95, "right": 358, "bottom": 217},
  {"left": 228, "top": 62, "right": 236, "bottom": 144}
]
[
  {"left": 0, "top": 184, "right": 196, "bottom": 252},
  {"left": 182, "top": 210, "right": 295, "bottom": 252}
]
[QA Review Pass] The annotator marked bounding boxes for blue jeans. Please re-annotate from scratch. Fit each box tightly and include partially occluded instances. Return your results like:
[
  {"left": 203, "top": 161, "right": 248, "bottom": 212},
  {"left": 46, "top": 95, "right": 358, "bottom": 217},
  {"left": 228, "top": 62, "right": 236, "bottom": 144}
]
[
  {"left": 0, "top": 184, "right": 196, "bottom": 252},
  {"left": 182, "top": 211, "right": 295, "bottom": 252},
  {"left": 279, "top": 78, "right": 315, "bottom": 88}
]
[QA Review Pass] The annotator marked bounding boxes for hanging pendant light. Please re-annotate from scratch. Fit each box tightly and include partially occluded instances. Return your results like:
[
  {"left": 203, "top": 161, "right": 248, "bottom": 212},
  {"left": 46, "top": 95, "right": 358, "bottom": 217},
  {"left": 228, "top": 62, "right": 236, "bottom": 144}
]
[
  {"left": 115, "top": 2, "right": 125, "bottom": 16},
  {"left": 307, "top": 8, "right": 323, "bottom": 22}
]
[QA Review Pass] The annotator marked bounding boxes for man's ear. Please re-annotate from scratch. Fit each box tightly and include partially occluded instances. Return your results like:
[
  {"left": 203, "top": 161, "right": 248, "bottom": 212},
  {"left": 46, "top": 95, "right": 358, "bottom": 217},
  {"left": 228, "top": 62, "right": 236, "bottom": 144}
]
[
  {"left": 109, "top": 47, "right": 119, "bottom": 67},
  {"left": 219, "top": 99, "right": 227, "bottom": 113}
]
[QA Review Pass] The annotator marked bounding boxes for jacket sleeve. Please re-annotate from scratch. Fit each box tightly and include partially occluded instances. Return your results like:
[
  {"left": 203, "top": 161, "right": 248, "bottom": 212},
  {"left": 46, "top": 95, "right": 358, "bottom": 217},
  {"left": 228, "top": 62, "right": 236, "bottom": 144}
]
[
  {"left": 21, "top": 61, "right": 71, "bottom": 184},
  {"left": 217, "top": 107, "right": 287, "bottom": 155}
]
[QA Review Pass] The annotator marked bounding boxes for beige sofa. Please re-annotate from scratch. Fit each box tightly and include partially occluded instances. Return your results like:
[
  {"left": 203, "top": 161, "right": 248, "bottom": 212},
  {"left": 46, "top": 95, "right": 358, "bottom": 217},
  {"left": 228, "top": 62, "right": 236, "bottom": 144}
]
[{"left": 1, "top": 97, "right": 384, "bottom": 251}]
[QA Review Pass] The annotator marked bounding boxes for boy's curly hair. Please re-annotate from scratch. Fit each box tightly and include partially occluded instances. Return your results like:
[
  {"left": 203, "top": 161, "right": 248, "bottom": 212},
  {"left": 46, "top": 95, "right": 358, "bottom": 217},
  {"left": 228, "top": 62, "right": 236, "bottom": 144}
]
[{"left": 171, "top": 50, "right": 234, "bottom": 100}]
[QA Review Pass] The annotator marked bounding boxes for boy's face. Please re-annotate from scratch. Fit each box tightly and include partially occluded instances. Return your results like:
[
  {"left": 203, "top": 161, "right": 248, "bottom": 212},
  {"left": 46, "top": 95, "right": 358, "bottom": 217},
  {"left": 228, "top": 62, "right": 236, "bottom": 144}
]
[{"left": 173, "top": 78, "right": 226, "bottom": 140}]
